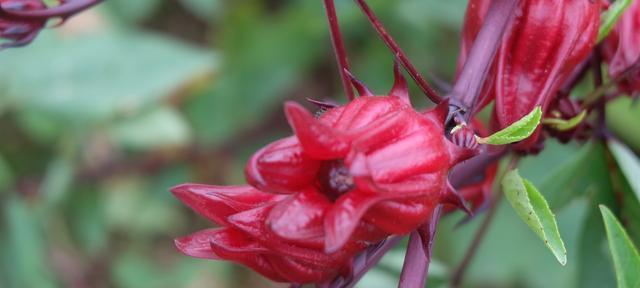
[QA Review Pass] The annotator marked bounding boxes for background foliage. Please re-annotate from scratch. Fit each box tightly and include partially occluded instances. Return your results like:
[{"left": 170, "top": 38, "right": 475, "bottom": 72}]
[{"left": 0, "top": 1, "right": 639, "bottom": 287}]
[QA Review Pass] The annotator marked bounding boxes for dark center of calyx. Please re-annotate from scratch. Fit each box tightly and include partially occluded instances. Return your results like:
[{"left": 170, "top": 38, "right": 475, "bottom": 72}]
[{"left": 317, "top": 160, "right": 354, "bottom": 201}]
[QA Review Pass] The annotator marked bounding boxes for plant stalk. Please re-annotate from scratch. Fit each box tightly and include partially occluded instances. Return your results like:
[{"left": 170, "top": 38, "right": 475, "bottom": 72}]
[
  {"left": 353, "top": 0, "right": 442, "bottom": 104},
  {"left": 323, "top": 0, "right": 355, "bottom": 101}
]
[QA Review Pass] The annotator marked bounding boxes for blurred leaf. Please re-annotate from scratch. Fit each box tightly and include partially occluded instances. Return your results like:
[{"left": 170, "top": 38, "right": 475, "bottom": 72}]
[
  {"left": 41, "top": 156, "right": 75, "bottom": 209},
  {"left": 538, "top": 142, "right": 604, "bottom": 209},
  {"left": 104, "top": 0, "right": 164, "bottom": 22},
  {"left": 0, "top": 29, "right": 215, "bottom": 123},
  {"left": 180, "top": 0, "right": 222, "bottom": 22},
  {"left": 3, "top": 197, "right": 56, "bottom": 288},
  {"left": 398, "top": 0, "right": 468, "bottom": 29},
  {"left": 598, "top": 0, "right": 633, "bottom": 42},
  {"left": 357, "top": 269, "right": 399, "bottom": 288},
  {"left": 600, "top": 205, "right": 640, "bottom": 288},
  {"left": 606, "top": 141, "right": 640, "bottom": 246},
  {"left": 113, "top": 251, "right": 205, "bottom": 288},
  {"left": 108, "top": 105, "right": 191, "bottom": 150},
  {"left": 0, "top": 153, "right": 12, "bottom": 192},
  {"left": 608, "top": 140, "right": 640, "bottom": 204},
  {"left": 66, "top": 187, "right": 108, "bottom": 253},
  {"left": 186, "top": 1, "right": 327, "bottom": 144},
  {"left": 574, "top": 143, "right": 617, "bottom": 288},
  {"left": 477, "top": 106, "right": 542, "bottom": 145},
  {"left": 105, "top": 176, "right": 184, "bottom": 236},
  {"left": 607, "top": 98, "right": 640, "bottom": 152},
  {"left": 502, "top": 169, "right": 567, "bottom": 265}
]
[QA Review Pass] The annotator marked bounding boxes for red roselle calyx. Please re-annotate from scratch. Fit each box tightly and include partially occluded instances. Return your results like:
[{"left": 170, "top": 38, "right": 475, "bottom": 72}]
[
  {"left": 492, "top": 0, "right": 601, "bottom": 151},
  {"left": 602, "top": 0, "right": 640, "bottom": 97},
  {"left": 172, "top": 67, "right": 479, "bottom": 283},
  {"left": 0, "top": 0, "right": 101, "bottom": 48},
  {"left": 457, "top": 0, "right": 601, "bottom": 151}
]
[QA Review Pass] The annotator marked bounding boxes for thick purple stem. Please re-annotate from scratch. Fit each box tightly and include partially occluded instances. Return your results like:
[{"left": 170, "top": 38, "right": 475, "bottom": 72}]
[
  {"left": 0, "top": 0, "right": 103, "bottom": 19},
  {"left": 328, "top": 236, "right": 403, "bottom": 288},
  {"left": 399, "top": 232, "right": 429, "bottom": 288},
  {"left": 449, "top": 0, "right": 519, "bottom": 120},
  {"left": 323, "top": 0, "right": 355, "bottom": 101},
  {"left": 398, "top": 202, "right": 443, "bottom": 288},
  {"left": 353, "top": 0, "right": 442, "bottom": 104}
]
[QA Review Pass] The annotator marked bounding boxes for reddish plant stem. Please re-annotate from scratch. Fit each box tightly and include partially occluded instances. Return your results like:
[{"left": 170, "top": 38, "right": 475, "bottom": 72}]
[
  {"left": 449, "top": 0, "right": 519, "bottom": 120},
  {"left": 333, "top": 236, "right": 404, "bottom": 288},
  {"left": 398, "top": 205, "right": 443, "bottom": 288},
  {"left": 353, "top": 0, "right": 442, "bottom": 104},
  {"left": 323, "top": 0, "right": 355, "bottom": 101},
  {"left": 450, "top": 190, "right": 502, "bottom": 288},
  {"left": 0, "top": 0, "right": 103, "bottom": 19},
  {"left": 450, "top": 156, "right": 517, "bottom": 287},
  {"left": 399, "top": 232, "right": 429, "bottom": 288}
]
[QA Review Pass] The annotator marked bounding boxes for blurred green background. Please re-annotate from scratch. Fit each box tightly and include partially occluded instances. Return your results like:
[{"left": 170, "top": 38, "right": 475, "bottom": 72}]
[{"left": 0, "top": 1, "right": 639, "bottom": 287}]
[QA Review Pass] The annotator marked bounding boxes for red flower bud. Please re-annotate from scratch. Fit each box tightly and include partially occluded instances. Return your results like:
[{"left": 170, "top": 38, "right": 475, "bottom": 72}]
[
  {"left": 492, "top": 0, "right": 601, "bottom": 150},
  {"left": 602, "top": 0, "right": 640, "bottom": 96},
  {"left": 173, "top": 68, "right": 478, "bottom": 283}
]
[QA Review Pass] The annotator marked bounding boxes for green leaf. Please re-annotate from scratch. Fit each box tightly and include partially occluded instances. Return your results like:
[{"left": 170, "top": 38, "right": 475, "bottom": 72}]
[
  {"left": 600, "top": 205, "right": 640, "bottom": 288},
  {"left": 477, "top": 106, "right": 542, "bottom": 145},
  {"left": 598, "top": 0, "right": 633, "bottom": 43},
  {"left": 3, "top": 197, "right": 56, "bottom": 288},
  {"left": 108, "top": 105, "right": 191, "bottom": 151},
  {"left": 104, "top": 0, "right": 164, "bottom": 22},
  {"left": 0, "top": 153, "right": 13, "bottom": 192},
  {"left": 608, "top": 140, "right": 640, "bottom": 204},
  {"left": 0, "top": 30, "right": 215, "bottom": 123},
  {"left": 502, "top": 169, "right": 567, "bottom": 265},
  {"left": 185, "top": 1, "right": 329, "bottom": 144},
  {"left": 539, "top": 142, "right": 608, "bottom": 209},
  {"left": 179, "top": 0, "right": 222, "bottom": 21},
  {"left": 40, "top": 156, "right": 75, "bottom": 209},
  {"left": 607, "top": 98, "right": 640, "bottom": 152},
  {"left": 542, "top": 110, "right": 587, "bottom": 131}
]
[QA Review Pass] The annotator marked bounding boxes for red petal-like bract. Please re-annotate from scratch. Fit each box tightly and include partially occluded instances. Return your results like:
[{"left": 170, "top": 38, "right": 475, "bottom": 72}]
[
  {"left": 602, "top": 0, "right": 640, "bottom": 96},
  {"left": 173, "top": 69, "right": 479, "bottom": 283}
]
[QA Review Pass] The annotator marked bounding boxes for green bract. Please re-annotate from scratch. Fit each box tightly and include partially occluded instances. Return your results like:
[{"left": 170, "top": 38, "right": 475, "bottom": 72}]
[{"left": 477, "top": 106, "right": 542, "bottom": 145}]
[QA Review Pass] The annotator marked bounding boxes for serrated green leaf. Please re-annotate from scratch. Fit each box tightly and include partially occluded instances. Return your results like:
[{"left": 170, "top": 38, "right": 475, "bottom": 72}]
[
  {"left": 600, "top": 205, "right": 640, "bottom": 288},
  {"left": 608, "top": 140, "right": 640, "bottom": 205},
  {"left": 478, "top": 106, "right": 542, "bottom": 145},
  {"left": 502, "top": 169, "right": 567, "bottom": 265},
  {"left": 598, "top": 0, "right": 633, "bottom": 43},
  {"left": 542, "top": 110, "right": 587, "bottom": 132}
]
